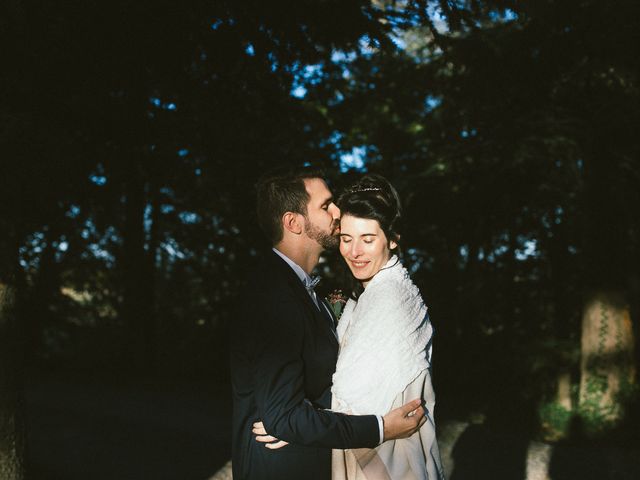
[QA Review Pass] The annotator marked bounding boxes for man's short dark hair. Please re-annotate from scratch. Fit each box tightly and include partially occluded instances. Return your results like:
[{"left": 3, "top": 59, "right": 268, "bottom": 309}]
[{"left": 256, "top": 166, "right": 325, "bottom": 245}]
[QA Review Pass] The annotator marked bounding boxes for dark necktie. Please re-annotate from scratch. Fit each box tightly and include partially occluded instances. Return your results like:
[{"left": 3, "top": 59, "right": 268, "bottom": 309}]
[{"left": 305, "top": 277, "right": 338, "bottom": 339}]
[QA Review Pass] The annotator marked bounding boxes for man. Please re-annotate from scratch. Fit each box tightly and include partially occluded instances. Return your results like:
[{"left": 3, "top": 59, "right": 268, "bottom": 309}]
[{"left": 230, "top": 167, "right": 425, "bottom": 480}]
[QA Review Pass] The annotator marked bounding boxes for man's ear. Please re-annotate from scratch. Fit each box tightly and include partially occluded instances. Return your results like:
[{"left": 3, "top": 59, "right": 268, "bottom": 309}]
[{"left": 282, "top": 212, "right": 303, "bottom": 235}]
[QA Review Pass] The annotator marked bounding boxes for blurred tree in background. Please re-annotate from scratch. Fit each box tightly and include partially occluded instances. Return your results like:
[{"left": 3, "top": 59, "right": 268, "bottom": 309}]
[
  {"left": 1, "top": 0, "right": 638, "bottom": 444},
  {"left": 0, "top": 284, "right": 24, "bottom": 480}
]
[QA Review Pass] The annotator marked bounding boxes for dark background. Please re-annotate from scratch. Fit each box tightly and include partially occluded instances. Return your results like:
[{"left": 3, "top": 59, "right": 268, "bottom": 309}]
[{"left": 1, "top": 1, "right": 639, "bottom": 479}]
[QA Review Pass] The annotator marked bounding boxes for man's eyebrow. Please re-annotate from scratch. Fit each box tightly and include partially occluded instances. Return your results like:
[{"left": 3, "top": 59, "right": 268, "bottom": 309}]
[{"left": 321, "top": 196, "right": 333, "bottom": 205}]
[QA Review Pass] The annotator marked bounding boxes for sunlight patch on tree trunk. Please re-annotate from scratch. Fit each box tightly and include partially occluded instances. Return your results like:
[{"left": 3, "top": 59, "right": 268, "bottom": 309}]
[{"left": 578, "top": 292, "right": 636, "bottom": 434}]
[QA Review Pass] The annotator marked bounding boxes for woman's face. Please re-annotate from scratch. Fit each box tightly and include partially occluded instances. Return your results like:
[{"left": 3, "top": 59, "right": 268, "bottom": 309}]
[{"left": 339, "top": 214, "right": 397, "bottom": 287}]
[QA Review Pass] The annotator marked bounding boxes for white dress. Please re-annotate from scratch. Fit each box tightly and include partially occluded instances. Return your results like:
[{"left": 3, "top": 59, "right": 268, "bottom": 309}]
[{"left": 331, "top": 256, "right": 445, "bottom": 480}]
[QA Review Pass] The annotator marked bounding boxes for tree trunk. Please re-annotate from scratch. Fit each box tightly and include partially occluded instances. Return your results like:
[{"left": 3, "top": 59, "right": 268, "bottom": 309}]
[
  {"left": 556, "top": 371, "right": 572, "bottom": 411},
  {"left": 0, "top": 283, "right": 25, "bottom": 480},
  {"left": 578, "top": 291, "right": 636, "bottom": 432},
  {"left": 122, "top": 159, "right": 156, "bottom": 374}
]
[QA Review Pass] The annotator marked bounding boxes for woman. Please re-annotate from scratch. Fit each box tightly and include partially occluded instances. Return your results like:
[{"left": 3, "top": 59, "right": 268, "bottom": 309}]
[{"left": 329, "top": 174, "right": 444, "bottom": 480}]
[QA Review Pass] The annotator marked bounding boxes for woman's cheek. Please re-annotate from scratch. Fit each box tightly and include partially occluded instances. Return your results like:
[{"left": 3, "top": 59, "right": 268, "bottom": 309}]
[{"left": 339, "top": 241, "right": 349, "bottom": 258}]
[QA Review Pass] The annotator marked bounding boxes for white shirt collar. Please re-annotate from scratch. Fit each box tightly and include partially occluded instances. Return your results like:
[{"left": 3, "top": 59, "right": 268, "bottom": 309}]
[{"left": 272, "top": 248, "right": 314, "bottom": 287}]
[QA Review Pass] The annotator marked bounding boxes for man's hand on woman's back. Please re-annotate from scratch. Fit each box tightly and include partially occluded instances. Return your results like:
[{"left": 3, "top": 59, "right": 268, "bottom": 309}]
[{"left": 382, "top": 399, "right": 426, "bottom": 441}]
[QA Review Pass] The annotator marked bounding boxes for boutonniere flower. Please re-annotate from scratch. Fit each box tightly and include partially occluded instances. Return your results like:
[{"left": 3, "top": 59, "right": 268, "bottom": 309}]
[{"left": 326, "top": 289, "right": 347, "bottom": 321}]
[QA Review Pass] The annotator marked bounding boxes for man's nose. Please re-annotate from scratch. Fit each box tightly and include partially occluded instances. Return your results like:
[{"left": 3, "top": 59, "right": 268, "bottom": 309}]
[{"left": 328, "top": 202, "right": 340, "bottom": 218}]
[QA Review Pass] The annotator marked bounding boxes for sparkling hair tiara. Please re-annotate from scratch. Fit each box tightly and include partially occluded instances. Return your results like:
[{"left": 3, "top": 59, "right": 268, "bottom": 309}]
[{"left": 348, "top": 186, "right": 382, "bottom": 194}]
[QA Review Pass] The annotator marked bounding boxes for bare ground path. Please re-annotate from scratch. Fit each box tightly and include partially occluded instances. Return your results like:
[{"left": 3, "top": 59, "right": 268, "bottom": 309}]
[
  {"left": 25, "top": 369, "right": 232, "bottom": 480},
  {"left": 25, "top": 370, "right": 640, "bottom": 480}
]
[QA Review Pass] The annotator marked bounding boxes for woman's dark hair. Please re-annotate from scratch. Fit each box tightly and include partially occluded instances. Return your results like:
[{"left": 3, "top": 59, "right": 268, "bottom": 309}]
[{"left": 338, "top": 173, "right": 402, "bottom": 299}]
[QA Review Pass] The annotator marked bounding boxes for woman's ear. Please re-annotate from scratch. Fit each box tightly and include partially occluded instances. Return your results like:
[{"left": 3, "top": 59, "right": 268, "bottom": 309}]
[
  {"left": 282, "top": 212, "right": 303, "bottom": 235},
  {"left": 389, "top": 234, "right": 400, "bottom": 250}
]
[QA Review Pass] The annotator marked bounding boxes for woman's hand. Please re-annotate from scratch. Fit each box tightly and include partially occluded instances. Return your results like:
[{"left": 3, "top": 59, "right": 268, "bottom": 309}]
[{"left": 252, "top": 421, "right": 289, "bottom": 449}]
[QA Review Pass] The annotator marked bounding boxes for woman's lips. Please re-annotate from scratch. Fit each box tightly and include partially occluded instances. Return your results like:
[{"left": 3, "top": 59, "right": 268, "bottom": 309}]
[{"left": 349, "top": 259, "right": 370, "bottom": 269}]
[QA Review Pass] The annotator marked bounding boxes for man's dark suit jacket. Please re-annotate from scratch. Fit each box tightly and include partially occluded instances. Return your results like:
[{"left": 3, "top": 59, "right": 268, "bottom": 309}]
[{"left": 230, "top": 250, "right": 379, "bottom": 480}]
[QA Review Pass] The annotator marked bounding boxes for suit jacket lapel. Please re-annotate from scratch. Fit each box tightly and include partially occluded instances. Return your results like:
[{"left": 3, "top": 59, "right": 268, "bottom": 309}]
[
  {"left": 269, "top": 251, "right": 338, "bottom": 344},
  {"left": 319, "top": 298, "right": 339, "bottom": 338}
]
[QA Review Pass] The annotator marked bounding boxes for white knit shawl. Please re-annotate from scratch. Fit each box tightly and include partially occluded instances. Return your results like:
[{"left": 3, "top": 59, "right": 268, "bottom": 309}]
[{"left": 331, "top": 256, "right": 433, "bottom": 416}]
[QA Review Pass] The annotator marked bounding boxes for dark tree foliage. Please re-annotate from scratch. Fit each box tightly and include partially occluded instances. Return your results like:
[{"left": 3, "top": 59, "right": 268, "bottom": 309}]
[
  {"left": 0, "top": 0, "right": 638, "bottom": 437},
  {"left": 0, "top": 1, "right": 397, "bottom": 375},
  {"left": 314, "top": 0, "right": 640, "bottom": 426}
]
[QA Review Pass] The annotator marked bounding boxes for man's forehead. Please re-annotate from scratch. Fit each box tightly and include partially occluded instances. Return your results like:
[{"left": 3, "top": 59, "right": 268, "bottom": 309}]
[{"left": 304, "top": 177, "right": 331, "bottom": 199}]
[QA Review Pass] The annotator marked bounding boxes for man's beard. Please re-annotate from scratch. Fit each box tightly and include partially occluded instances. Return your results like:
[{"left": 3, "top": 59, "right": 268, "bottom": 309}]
[{"left": 304, "top": 217, "right": 340, "bottom": 250}]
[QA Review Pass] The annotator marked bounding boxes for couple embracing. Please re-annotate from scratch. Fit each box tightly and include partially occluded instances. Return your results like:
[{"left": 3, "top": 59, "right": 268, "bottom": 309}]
[{"left": 230, "top": 167, "right": 445, "bottom": 480}]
